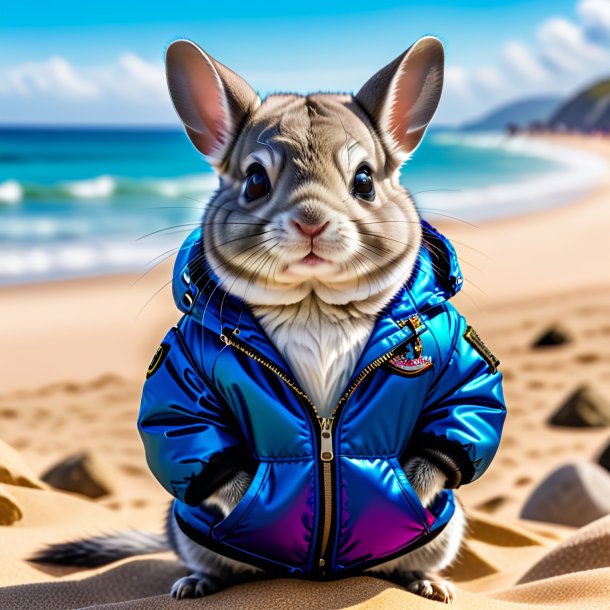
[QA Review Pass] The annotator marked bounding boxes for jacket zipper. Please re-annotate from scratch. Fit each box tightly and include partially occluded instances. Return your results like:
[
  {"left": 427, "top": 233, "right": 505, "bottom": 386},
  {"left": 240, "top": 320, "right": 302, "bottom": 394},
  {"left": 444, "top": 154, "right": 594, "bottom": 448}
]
[{"left": 220, "top": 319, "right": 418, "bottom": 575}]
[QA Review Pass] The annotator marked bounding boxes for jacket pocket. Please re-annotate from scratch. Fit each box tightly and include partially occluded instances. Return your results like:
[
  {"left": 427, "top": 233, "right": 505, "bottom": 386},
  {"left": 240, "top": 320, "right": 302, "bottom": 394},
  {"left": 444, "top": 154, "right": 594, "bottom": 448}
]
[
  {"left": 211, "top": 461, "right": 270, "bottom": 540},
  {"left": 389, "top": 457, "right": 431, "bottom": 532},
  {"left": 336, "top": 457, "right": 433, "bottom": 569}
]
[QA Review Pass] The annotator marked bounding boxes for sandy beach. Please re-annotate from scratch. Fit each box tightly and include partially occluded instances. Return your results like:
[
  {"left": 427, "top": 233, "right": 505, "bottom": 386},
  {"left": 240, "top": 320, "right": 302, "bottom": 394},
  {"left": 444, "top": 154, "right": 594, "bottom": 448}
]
[{"left": 1, "top": 133, "right": 610, "bottom": 608}]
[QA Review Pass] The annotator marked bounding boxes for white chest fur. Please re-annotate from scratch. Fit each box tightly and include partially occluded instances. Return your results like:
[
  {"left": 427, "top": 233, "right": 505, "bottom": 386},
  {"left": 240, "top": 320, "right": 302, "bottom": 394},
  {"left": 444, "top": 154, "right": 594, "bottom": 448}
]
[{"left": 252, "top": 299, "right": 375, "bottom": 418}]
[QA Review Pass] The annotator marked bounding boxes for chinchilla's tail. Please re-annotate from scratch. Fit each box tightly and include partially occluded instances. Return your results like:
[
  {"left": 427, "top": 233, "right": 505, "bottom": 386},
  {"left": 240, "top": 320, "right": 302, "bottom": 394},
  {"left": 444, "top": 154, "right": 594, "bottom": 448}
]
[{"left": 29, "top": 531, "right": 169, "bottom": 567}]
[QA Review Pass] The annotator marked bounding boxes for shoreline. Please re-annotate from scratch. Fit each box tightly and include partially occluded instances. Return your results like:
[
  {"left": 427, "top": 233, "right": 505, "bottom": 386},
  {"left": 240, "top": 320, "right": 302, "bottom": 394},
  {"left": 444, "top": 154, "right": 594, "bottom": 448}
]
[
  {"left": 1, "top": 133, "right": 610, "bottom": 392},
  {"left": 432, "top": 133, "right": 610, "bottom": 309},
  {"left": 1, "top": 130, "right": 605, "bottom": 286},
  {"left": 420, "top": 131, "right": 608, "bottom": 223}
]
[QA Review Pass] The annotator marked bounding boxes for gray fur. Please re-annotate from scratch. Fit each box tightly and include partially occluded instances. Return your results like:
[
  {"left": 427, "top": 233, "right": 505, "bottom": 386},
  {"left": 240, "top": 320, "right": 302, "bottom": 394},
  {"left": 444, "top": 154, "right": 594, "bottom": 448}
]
[{"left": 29, "top": 531, "right": 168, "bottom": 568}]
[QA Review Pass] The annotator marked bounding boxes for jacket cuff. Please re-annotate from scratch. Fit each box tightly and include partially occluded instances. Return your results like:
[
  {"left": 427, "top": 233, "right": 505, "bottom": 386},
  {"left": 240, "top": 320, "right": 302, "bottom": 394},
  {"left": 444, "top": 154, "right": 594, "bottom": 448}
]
[
  {"left": 405, "top": 434, "right": 476, "bottom": 489},
  {"left": 418, "top": 448, "right": 462, "bottom": 489},
  {"left": 183, "top": 450, "right": 257, "bottom": 506}
]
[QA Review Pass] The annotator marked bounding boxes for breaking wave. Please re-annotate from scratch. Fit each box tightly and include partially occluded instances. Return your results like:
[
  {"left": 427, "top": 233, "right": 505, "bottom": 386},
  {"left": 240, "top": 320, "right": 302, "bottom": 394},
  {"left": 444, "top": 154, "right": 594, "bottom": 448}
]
[{"left": 0, "top": 173, "right": 219, "bottom": 204}]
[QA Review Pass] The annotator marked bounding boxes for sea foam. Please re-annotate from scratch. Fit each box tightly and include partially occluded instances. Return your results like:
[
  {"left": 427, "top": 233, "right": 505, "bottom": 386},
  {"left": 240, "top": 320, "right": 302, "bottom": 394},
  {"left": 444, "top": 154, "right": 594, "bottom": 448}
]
[{"left": 418, "top": 133, "right": 608, "bottom": 221}]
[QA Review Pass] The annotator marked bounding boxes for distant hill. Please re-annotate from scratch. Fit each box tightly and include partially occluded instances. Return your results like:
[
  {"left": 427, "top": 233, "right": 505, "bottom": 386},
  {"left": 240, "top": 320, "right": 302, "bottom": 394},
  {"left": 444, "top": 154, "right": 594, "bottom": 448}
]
[
  {"left": 461, "top": 96, "right": 562, "bottom": 131},
  {"left": 549, "top": 79, "right": 610, "bottom": 132}
]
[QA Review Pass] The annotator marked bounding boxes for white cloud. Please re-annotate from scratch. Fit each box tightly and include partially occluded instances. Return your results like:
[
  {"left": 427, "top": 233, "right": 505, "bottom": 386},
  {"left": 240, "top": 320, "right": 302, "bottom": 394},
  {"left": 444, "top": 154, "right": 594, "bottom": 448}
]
[
  {"left": 444, "top": 65, "right": 471, "bottom": 98},
  {"left": 0, "top": 53, "right": 175, "bottom": 124},
  {"left": 471, "top": 67, "right": 505, "bottom": 92},
  {"left": 578, "top": 0, "right": 610, "bottom": 40},
  {"left": 84, "top": 53, "right": 167, "bottom": 104},
  {"left": 2, "top": 56, "right": 99, "bottom": 99},
  {"left": 0, "top": 54, "right": 167, "bottom": 103},
  {"left": 537, "top": 17, "right": 607, "bottom": 73},
  {"left": 2, "top": 1, "right": 610, "bottom": 127},
  {"left": 438, "top": 2, "right": 610, "bottom": 125},
  {"left": 502, "top": 41, "right": 549, "bottom": 82}
]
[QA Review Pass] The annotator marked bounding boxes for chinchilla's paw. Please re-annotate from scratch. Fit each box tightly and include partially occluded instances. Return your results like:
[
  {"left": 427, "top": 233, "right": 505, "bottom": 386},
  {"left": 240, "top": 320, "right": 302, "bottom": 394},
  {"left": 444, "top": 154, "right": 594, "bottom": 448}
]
[
  {"left": 170, "top": 572, "right": 223, "bottom": 599},
  {"left": 401, "top": 570, "right": 456, "bottom": 604}
]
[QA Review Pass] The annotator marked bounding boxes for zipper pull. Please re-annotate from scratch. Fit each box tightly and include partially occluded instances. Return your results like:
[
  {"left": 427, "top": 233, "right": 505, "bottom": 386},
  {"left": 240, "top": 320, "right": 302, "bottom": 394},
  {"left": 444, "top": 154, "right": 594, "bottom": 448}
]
[{"left": 320, "top": 418, "right": 334, "bottom": 461}]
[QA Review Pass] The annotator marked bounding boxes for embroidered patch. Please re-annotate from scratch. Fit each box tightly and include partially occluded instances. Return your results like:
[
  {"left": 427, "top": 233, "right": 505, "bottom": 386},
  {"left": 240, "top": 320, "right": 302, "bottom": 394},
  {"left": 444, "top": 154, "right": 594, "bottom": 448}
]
[
  {"left": 463, "top": 325, "right": 500, "bottom": 374},
  {"left": 385, "top": 337, "right": 433, "bottom": 376},
  {"left": 146, "top": 343, "right": 170, "bottom": 379}
]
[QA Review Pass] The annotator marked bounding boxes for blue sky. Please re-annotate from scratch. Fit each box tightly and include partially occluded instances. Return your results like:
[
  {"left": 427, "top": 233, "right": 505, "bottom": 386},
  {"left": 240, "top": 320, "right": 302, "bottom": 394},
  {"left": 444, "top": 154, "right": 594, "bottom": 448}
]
[{"left": 1, "top": 0, "right": 609, "bottom": 126}]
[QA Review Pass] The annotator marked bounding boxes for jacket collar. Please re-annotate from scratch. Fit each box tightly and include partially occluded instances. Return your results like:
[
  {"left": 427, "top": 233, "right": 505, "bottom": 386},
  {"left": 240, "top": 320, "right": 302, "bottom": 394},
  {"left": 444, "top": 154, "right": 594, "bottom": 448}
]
[{"left": 172, "top": 220, "right": 463, "bottom": 377}]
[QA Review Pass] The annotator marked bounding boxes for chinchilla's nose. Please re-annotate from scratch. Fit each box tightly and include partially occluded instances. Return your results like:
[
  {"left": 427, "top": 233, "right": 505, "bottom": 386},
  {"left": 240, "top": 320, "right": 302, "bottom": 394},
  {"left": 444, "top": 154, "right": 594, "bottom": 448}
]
[{"left": 292, "top": 219, "right": 329, "bottom": 238}]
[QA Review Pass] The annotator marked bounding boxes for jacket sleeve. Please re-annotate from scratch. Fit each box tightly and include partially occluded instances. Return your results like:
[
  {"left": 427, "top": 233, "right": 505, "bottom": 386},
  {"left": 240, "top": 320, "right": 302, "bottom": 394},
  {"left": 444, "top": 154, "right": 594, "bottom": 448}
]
[
  {"left": 137, "top": 321, "right": 253, "bottom": 506},
  {"left": 406, "top": 303, "right": 507, "bottom": 489}
]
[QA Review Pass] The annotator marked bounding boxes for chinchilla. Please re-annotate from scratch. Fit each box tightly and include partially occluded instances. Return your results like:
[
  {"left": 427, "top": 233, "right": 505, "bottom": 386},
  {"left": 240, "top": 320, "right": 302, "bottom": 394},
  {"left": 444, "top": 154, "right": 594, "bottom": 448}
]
[{"left": 32, "top": 36, "right": 465, "bottom": 604}]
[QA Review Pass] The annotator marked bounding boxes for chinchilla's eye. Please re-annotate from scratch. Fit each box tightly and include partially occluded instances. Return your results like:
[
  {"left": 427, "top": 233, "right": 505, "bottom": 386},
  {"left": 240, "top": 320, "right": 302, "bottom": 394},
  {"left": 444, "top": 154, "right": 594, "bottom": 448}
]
[
  {"left": 352, "top": 166, "right": 375, "bottom": 202},
  {"left": 243, "top": 164, "right": 271, "bottom": 202}
]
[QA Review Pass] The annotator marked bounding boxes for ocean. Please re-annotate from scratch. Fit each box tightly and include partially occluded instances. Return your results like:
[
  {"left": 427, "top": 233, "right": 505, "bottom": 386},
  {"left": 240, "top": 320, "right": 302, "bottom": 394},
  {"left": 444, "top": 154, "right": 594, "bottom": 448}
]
[{"left": 0, "top": 127, "right": 604, "bottom": 285}]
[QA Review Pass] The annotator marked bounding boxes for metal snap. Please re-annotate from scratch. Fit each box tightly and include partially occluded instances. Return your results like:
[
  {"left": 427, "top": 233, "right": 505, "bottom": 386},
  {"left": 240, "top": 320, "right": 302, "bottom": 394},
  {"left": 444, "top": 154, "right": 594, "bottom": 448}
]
[{"left": 181, "top": 292, "right": 193, "bottom": 310}]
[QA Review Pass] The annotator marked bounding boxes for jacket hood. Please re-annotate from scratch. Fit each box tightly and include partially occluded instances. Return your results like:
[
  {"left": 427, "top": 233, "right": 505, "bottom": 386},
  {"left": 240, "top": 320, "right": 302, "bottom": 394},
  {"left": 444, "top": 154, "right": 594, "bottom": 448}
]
[{"left": 172, "top": 219, "right": 463, "bottom": 327}]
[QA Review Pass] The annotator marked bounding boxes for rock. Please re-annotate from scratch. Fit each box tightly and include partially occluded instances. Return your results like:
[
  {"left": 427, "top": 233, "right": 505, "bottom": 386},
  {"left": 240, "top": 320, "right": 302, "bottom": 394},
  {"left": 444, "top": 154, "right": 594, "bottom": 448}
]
[
  {"left": 548, "top": 385, "right": 610, "bottom": 427},
  {"left": 532, "top": 324, "right": 572, "bottom": 347},
  {"left": 598, "top": 441, "right": 610, "bottom": 472},
  {"left": 0, "top": 439, "right": 44, "bottom": 489},
  {"left": 0, "top": 484, "right": 22, "bottom": 525},
  {"left": 41, "top": 452, "right": 113, "bottom": 499},
  {"left": 521, "top": 462, "right": 610, "bottom": 527}
]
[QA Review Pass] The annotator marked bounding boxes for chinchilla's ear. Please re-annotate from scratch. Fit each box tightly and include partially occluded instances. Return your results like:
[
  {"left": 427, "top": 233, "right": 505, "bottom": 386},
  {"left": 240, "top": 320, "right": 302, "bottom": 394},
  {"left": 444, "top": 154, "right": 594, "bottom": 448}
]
[
  {"left": 165, "top": 40, "right": 261, "bottom": 165},
  {"left": 355, "top": 36, "right": 444, "bottom": 159}
]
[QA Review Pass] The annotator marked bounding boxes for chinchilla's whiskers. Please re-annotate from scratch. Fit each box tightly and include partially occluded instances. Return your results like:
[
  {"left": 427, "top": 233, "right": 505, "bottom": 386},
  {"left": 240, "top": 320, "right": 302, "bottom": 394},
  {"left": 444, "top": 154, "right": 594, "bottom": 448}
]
[
  {"left": 442, "top": 236, "right": 488, "bottom": 257},
  {"left": 233, "top": 247, "right": 280, "bottom": 331},
  {"left": 214, "top": 229, "right": 276, "bottom": 249},
  {"left": 218, "top": 247, "right": 269, "bottom": 328},
  {"left": 356, "top": 216, "right": 488, "bottom": 258},
  {"left": 136, "top": 230, "right": 257, "bottom": 320},
  {"left": 215, "top": 244, "right": 272, "bottom": 332},
  {"left": 200, "top": 236, "right": 280, "bottom": 331},
  {"left": 360, "top": 229, "right": 483, "bottom": 275},
  {"left": 264, "top": 253, "right": 282, "bottom": 294},
  {"left": 412, "top": 189, "right": 461, "bottom": 195},
  {"left": 184, "top": 194, "right": 273, "bottom": 224},
  {"left": 416, "top": 206, "right": 479, "bottom": 228},
  {"left": 200, "top": 247, "right": 270, "bottom": 365},
  {"left": 356, "top": 238, "right": 400, "bottom": 264},
  {"left": 184, "top": 236, "right": 267, "bottom": 312},
  {"left": 130, "top": 246, "right": 182, "bottom": 288},
  {"left": 358, "top": 235, "right": 460, "bottom": 296},
  {"left": 351, "top": 243, "right": 387, "bottom": 296},
  {"left": 136, "top": 250, "right": 208, "bottom": 320},
  {"left": 144, "top": 205, "right": 206, "bottom": 211},
  {"left": 356, "top": 219, "right": 417, "bottom": 226},
  {"left": 358, "top": 231, "right": 413, "bottom": 248},
  {"left": 219, "top": 242, "right": 280, "bottom": 330},
  {"left": 137, "top": 220, "right": 269, "bottom": 243},
  {"left": 360, "top": 237, "right": 459, "bottom": 301},
  {"left": 350, "top": 252, "right": 373, "bottom": 297},
  {"left": 204, "top": 221, "right": 268, "bottom": 227},
  {"left": 136, "top": 223, "right": 202, "bottom": 242},
  {"left": 349, "top": 259, "right": 361, "bottom": 293},
  {"left": 422, "top": 234, "right": 485, "bottom": 279},
  {"left": 350, "top": 250, "right": 373, "bottom": 298}
]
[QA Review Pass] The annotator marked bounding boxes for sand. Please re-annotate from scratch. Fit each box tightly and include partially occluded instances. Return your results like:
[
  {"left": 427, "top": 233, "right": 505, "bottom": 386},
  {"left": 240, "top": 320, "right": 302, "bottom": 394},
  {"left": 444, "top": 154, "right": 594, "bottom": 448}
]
[{"left": 0, "top": 133, "right": 609, "bottom": 609}]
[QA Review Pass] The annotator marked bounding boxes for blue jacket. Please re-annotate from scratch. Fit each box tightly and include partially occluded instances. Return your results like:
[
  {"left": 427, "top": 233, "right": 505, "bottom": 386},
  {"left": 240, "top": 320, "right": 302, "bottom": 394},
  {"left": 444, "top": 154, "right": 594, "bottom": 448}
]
[{"left": 137, "top": 221, "right": 506, "bottom": 578}]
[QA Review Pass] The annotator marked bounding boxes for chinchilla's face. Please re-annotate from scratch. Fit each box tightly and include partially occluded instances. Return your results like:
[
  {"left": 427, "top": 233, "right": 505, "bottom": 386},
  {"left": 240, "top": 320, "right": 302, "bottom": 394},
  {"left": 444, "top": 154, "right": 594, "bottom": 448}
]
[{"left": 165, "top": 38, "right": 444, "bottom": 307}]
